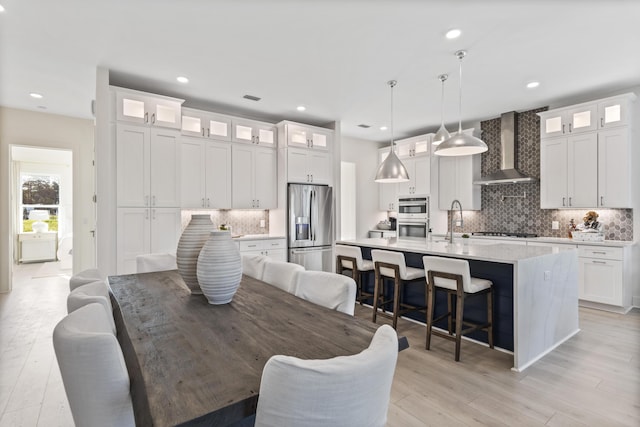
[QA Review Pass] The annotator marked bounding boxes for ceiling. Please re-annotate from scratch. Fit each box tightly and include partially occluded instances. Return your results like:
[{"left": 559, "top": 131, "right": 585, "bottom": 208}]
[{"left": 1, "top": 0, "right": 639, "bottom": 143}]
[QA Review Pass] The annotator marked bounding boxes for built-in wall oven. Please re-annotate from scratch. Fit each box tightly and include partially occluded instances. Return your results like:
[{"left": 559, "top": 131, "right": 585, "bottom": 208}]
[{"left": 397, "top": 195, "right": 429, "bottom": 239}]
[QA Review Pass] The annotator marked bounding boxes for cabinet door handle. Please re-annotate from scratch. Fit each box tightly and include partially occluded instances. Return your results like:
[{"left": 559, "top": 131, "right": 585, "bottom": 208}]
[
  {"left": 151, "top": 113, "right": 156, "bottom": 124},
  {"left": 256, "top": 199, "right": 260, "bottom": 208},
  {"left": 568, "top": 197, "right": 572, "bottom": 206},
  {"left": 591, "top": 251, "right": 607, "bottom": 255},
  {"left": 207, "top": 198, "right": 210, "bottom": 207},
  {"left": 206, "top": 128, "right": 210, "bottom": 137},
  {"left": 145, "top": 195, "right": 149, "bottom": 206},
  {"left": 152, "top": 209, "right": 156, "bottom": 220},
  {"left": 310, "top": 174, "right": 313, "bottom": 182},
  {"left": 568, "top": 123, "right": 572, "bottom": 133},
  {"left": 152, "top": 195, "right": 156, "bottom": 206},
  {"left": 600, "top": 196, "right": 604, "bottom": 206},
  {"left": 145, "top": 210, "right": 149, "bottom": 220},
  {"left": 592, "top": 260, "right": 607, "bottom": 265},
  {"left": 562, "top": 197, "right": 566, "bottom": 207},
  {"left": 202, "top": 128, "right": 205, "bottom": 137},
  {"left": 600, "top": 117, "right": 604, "bottom": 127},
  {"left": 145, "top": 112, "right": 149, "bottom": 123},
  {"left": 562, "top": 124, "right": 565, "bottom": 134},
  {"left": 201, "top": 198, "right": 205, "bottom": 207},
  {"left": 255, "top": 135, "right": 260, "bottom": 144}
]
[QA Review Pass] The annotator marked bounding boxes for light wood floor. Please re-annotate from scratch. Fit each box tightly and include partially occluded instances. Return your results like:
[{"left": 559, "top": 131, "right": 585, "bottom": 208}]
[{"left": 1, "top": 264, "right": 638, "bottom": 426}]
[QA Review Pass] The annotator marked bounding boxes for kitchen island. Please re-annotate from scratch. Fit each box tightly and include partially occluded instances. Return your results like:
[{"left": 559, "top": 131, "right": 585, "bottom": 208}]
[{"left": 338, "top": 238, "right": 579, "bottom": 371}]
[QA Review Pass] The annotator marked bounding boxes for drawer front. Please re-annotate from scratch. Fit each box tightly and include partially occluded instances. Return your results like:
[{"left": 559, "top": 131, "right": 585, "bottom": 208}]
[
  {"left": 577, "top": 245, "right": 623, "bottom": 260},
  {"left": 239, "top": 238, "right": 286, "bottom": 252}
]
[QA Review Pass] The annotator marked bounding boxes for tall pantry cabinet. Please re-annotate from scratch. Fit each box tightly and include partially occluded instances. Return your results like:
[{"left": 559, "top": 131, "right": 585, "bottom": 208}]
[{"left": 114, "top": 88, "right": 184, "bottom": 274}]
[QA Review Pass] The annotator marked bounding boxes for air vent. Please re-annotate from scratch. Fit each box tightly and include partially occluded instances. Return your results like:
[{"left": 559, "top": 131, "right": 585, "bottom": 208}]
[
  {"left": 243, "top": 94, "right": 261, "bottom": 101},
  {"left": 357, "top": 124, "right": 371, "bottom": 128}
]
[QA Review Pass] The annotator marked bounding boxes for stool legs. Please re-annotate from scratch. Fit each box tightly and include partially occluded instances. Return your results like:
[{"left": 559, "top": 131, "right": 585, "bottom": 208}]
[
  {"left": 454, "top": 290, "right": 464, "bottom": 362},
  {"left": 392, "top": 276, "right": 401, "bottom": 329},
  {"left": 425, "top": 282, "right": 434, "bottom": 350},
  {"left": 487, "top": 289, "right": 494, "bottom": 349}
]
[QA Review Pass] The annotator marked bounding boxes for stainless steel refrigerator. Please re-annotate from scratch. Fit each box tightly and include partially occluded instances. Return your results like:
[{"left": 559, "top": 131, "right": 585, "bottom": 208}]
[{"left": 288, "top": 183, "right": 334, "bottom": 272}]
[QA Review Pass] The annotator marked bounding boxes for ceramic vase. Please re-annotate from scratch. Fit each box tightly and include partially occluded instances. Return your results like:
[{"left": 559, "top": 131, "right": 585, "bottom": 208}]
[
  {"left": 196, "top": 231, "right": 242, "bottom": 304},
  {"left": 176, "top": 214, "right": 214, "bottom": 295}
]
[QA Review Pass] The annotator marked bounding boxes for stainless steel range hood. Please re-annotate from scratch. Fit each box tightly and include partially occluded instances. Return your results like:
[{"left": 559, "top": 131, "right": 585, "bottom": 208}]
[{"left": 474, "top": 111, "right": 537, "bottom": 185}]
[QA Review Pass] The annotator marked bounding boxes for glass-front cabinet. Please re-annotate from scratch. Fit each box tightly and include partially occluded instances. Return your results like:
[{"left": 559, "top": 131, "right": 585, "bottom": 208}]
[{"left": 114, "top": 87, "right": 183, "bottom": 129}]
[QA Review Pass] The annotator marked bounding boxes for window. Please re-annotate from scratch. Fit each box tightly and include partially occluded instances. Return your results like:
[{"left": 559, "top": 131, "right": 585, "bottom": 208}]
[{"left": 21, "top": 173, "right": 60, "bottom": 232}]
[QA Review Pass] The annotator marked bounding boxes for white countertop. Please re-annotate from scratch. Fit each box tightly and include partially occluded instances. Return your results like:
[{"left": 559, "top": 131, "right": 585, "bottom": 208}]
[
  {"left": 232, "top": 234, "right": 285, "bottom": 241},
  {"left": 468, "top": 234, "right": 633, "bottom": 247},
  {"left": 337, "top": 238, "right": 573, "bottom": 264}
]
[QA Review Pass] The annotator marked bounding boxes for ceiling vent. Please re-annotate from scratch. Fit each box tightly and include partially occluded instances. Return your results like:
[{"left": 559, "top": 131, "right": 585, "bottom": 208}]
[{"left": 242, "top": 94, "right": 261, "bottom": 101}]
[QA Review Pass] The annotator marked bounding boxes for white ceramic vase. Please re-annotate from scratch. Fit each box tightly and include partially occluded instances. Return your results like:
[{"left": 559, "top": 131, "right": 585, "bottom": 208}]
[
  {"left": 176, "top": 214, "right": 214, "bottom": 295},
  {"left": 196, "top": 231, "right": 242, "bottom": 304}
]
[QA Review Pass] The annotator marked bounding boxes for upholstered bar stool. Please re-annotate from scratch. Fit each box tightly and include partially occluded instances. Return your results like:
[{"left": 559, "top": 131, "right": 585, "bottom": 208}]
[
  {"left": 422, "top": 256, "right": 493, "bottom": 361},
  {"left": 335, "top": 245, "right": 374, "bottom": 305},
  {"left": 370, "top": 250, "right": 426, "bottom": 329}
]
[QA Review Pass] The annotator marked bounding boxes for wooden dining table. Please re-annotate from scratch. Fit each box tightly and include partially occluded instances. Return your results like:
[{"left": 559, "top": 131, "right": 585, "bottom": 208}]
[{"left": 108, "top": 270, "right": 404, "bottom": 427}]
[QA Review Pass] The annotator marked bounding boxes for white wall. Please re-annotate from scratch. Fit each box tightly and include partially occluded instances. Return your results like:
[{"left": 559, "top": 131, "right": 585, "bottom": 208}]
[
  {"left": 0, "top": 107, "right": 95, "bottom": 293},
  {"left": 340, "top": 136, "right": 388, "bottom": 239}
]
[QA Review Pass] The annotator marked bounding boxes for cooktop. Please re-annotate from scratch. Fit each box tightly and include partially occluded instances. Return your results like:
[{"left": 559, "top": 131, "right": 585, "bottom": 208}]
[{"left": 472, "top": 231, "right": 538, "bottom": 238}]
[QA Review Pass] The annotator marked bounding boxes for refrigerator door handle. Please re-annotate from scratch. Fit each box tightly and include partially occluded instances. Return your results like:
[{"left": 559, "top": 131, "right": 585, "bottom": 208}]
[{"left": 309, "top": 189, "right": 315, "bottom": 241}]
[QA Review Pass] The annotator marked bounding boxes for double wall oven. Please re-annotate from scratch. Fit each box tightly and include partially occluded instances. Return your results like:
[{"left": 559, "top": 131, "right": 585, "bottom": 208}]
[{"left": 397, "top": 195, "right": 429, "bottom": 239}]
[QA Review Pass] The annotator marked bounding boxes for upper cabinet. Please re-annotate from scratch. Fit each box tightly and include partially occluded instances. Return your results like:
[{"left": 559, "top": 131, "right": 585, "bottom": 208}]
[
  {"left": 394, "top": 134, "right": 430, "bottom": 159},
  {"left": 180, "top": 137, "right": 232, "bottom": 209},
  {"left": 232, "top": 118, "right": 277, "bottom": 147},
  {"left": 231, "top": 145, "right": 277, "bottom": 209},
  {"left": 181, "top": 108, "right": 232, "bottom": 141},
  {"left": 438, "top": 154, "right": 481, "bottom": 211},
  {"left": 114, "top": 87, "right": 184, "bottom": 129},
  {"left": 538, "top": 93, "right": 634, "bottom": 138},
  {"left": 280, "top": 121, "right": 333, "bottom": 151},
  {"left": 538, "top": 93, "right": 636, "bottom": 209},
  {"left": 287, "top": 148, "right": 332, "bottom": 185}
]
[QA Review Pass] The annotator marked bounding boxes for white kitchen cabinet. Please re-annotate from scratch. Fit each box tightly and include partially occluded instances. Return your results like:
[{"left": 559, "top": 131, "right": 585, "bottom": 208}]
[
  {"left": 397, "top": 156, "right": 430, "bottom": 196},
  {"left": 117, "top": 124, "right": 181, "bottom": 208},
  {"left": 287, "top": 147, "right": 332, "bottom": 185},
  {"left": 116, "top": 207, "right": 181, "bottom": 274},
  {"left": 438, "top": 154, "right": 481, "bottom": 210},
  {"left": 538, "top": 93, "right": 635, "bottom": 137},
  {"left": 114, "top": 87, "right": 183, "bottom": 129},
  {"left": 181, "top": 108, "right": 232, "bottom": 141},
  {"left": 577, "top": 245, "right": 624, "bottom": 307},
  {"left": 395, "top": 134, "right": 430, "bottom": 159},
  {"left": 232, "top": 145, "right": 277, "bottom": 209},
  {"left": 232, "top": 118, "right": 276, "bottom": 147},
  {"left": 180, "top": 137, "right": 232, "bottom": 209},
  {"left": 540, "top": 126, "right": 631, "bottom": 209},
  {"left": 237, "top": 238, "right": 287, "bottom": 262},
  {"left": 279, "top": 121, "right": 332, "bottom": 151},
  {"left": 19, "top": 232, "right": 58, "bottom": 263}
]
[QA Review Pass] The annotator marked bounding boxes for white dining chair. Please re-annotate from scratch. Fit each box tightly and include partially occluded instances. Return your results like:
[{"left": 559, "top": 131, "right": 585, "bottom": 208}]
[
  {"left": 136, "top": 252, "right": 177, "bottom": 273},
  {"left": 294, "top": 270, "right": 357, "bottom": 315},
  {"left": 53, "top": 303, "right": 135, "bottom": 427},
  {"left": 241, "top": 254, "right": 270, "bottom": 280},
  {"left": 69, "top": 268, "right": 103, "bottom": 291},
  {"left": 67, "top": 280, "right": 116, "bottom": 335},
  {"left": 262, "top": 260, "right": 305, "bottom": 294},
  {"left": 255, "top": 324, "right": 398, "bottom": 427}
]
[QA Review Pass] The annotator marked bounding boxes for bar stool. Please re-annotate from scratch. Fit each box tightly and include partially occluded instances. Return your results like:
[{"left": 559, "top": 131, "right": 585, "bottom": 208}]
[
  {"left": 371, "top": 250, "right": 426, "bottom": 329},
  {"left": 335, "top": 245, "right": 374, "bottom": 305},
  {"left": 422, "top": 256, "right": 493, "bottom": 361}
]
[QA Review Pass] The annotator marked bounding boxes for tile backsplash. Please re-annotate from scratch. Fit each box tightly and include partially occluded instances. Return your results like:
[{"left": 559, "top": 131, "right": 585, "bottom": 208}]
[
  {"left": 449, "top": 107, "right": 633, "bottom": 241},
  {"left": 181, "top": 210, "right": 270, "bottom": 236}
]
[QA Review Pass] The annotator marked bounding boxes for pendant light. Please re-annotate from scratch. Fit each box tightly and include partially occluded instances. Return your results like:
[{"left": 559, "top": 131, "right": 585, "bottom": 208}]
[
  {"left": 434, "top": 50, "right": 488, "bottom": 156},
  {"left": 375, "top": 80, "right": 410, "bottom": 183},
  {"left": 432, "top": 74, "right": 450, "bottom": 146}
]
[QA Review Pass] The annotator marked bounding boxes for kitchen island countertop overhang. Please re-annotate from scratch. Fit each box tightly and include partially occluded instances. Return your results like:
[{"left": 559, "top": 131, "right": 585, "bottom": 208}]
[{"left": 337, "top": 238, "right": 580, "bottom": 371}]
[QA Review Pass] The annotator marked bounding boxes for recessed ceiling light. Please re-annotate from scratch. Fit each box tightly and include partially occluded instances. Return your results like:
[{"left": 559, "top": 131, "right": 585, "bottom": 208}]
[
  {"left": 379, "top": 126, "right": 388, "bottom": 131},
  {"left": 445, "top": 29, "right": 461, "bottom": 39},
  {"left": 30, "top": 92, "right": 43, "bottom": 99},
  {"left": 0, "top": 5, "right": 5, "bottom": 12},
  {"left": 526, "top": 81, "right": 540, "bottom": 89},
  {"left": 296, "top": 105, "right": 306, "bottom": 112},
  {"left": 176, "top": 76, "right": 189, "bottom": 84}
]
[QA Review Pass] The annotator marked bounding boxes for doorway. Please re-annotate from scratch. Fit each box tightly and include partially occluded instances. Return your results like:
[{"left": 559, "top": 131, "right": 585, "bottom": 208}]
[{"left": 11, "top": 146, "right": 73, "bottom": 280}]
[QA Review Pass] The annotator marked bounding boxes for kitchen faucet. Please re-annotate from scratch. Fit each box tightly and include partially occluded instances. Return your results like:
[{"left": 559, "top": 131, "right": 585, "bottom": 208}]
[{"left": 449, "top": 199, "right": 463, "bottom": 244}]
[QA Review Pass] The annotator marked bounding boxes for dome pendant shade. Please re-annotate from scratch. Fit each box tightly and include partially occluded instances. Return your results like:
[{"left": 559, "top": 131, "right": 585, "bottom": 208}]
[
  {"left": 432, "top": 74, "right": 450, "bottom": 146},
  {"left": 435, "top": 51, "right": 488, "bottom": 156},
  {"left": 434, "top": 131, "right": 488, "bottom": 156},
  {"left": 375, "top": 79, "right": 410, "bottom": 183},
  {"left": 375, "top": 149, "right": 410, "bottom": 182}
]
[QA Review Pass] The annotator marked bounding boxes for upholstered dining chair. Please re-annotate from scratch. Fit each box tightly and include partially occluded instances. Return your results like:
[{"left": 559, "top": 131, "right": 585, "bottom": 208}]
[
  {"left": 53, "top": 303, "right": 135, "bottom": 427},
  {"left": 69, "top": 268, "right": 103, "bottom": 291},
  {"left": 241, "top": 253, "right": 270, "bottom": 280},
  {"left": 136, "top": 252, "right": 177, "bottom": 273},
  {"left": 67, "top": 280, "right": 116, "bottom": 335},
  {"left": 254, "top": 324, "right": 398, "bottom": 427},
  {"left": 293, "top": 270, "right": 357, "bottom": 315},
  {"left": 262, "top": 260, "right": 305, "bottom": 294}
]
